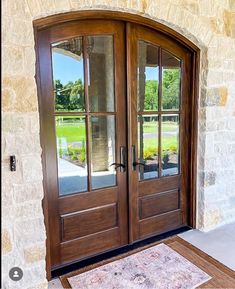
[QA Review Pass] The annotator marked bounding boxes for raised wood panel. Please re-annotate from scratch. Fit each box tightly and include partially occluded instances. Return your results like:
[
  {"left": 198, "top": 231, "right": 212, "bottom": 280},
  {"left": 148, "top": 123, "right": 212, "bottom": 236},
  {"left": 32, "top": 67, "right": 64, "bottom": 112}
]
[
  {"left": 139, "top": 175, "right": 180, "bottom": 197},
  {"left": 60, "top": 227, "right": 120, "bottom": 264},
  {"left": 140, "top": 190, "right": 179, "bottom": 219},
  {"left": 59, "top": 188, "right": 118, "bottom": 215},
  {"left": 61, "top": 204, "right": 117, "bottom": 241},
  {"left": 139, "top": 210, "right": 182, "bottom": 238}
]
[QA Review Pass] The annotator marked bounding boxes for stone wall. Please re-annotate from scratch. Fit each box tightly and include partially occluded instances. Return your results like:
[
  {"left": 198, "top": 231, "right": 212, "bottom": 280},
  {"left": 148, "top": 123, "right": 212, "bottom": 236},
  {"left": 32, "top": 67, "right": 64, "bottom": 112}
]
[{"left": 2, "top": 0, "right": 235, "bottom": 288}]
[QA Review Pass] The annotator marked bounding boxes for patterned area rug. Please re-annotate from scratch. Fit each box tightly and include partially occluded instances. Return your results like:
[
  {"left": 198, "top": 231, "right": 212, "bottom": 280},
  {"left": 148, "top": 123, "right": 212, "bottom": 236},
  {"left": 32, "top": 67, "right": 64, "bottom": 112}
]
[{"left": 66, "top": 244, "right": 211, "bottom": 289}]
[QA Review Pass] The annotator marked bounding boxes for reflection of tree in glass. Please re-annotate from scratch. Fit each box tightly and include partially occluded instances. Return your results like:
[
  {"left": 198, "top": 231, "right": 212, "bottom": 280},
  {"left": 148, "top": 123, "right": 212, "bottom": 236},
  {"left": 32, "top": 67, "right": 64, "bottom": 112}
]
[
  {"left": 162, "top": 69, "right": 180, "bottom": 109},
  {"left": 144, "top": 80, "right": 158, "bottom": 110},
  {"left": 54, "top": 79, "right": 85, "bottom": 111}
]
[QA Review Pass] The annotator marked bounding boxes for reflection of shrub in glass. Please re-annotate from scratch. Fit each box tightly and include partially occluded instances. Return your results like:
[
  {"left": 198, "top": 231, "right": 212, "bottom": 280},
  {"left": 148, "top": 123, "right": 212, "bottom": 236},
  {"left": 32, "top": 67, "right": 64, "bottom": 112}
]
[
  {"left": 67, "top": 139, "right": 86, "bottom": 166},
  {"left": 144, "top": 147, "right": 158, "bottom": 160},
  {"left": 162, "top": 152, "right": 170, "bottom": 166}
]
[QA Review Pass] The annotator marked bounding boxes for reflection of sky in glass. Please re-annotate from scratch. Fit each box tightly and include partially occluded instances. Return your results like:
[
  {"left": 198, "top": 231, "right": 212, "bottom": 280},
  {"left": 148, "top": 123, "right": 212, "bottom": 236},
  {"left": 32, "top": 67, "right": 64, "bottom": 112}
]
[
  {"left": 53, "top": 52, "right": 159, "bottom": 84},
  {"left": 52, "top": 52, "right": 84, "bottom": 85},
  {"left": 145, "top": 66, "right": 159, "bottom": 81}
]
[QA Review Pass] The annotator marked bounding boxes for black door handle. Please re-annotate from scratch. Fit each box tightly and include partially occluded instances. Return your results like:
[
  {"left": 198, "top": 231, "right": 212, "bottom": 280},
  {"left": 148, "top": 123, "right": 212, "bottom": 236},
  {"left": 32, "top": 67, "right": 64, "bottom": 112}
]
[
  {"left": 110, "top": 163, "right": 125, "bottom": 170},
  {"left": 133, "top": 161, "right": 145, "bottom": 167},
  {"left": 132, "top": 145, "right": 145, "bottom": 170},
  {"left": 110, "top": 146, "right": 126, "bottom": 172}
]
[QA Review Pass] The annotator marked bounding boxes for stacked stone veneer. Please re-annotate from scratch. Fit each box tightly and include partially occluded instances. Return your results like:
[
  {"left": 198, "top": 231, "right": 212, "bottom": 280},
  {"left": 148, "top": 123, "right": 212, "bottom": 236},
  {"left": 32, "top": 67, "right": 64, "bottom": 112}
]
[{"left": 2, "top": 0, "right": 235, "bottom": 288}]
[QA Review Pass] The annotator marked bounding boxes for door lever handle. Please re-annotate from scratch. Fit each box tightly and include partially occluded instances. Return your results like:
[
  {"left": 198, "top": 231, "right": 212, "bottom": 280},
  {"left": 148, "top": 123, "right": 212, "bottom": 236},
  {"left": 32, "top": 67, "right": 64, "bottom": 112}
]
[
  {"left": 110, "top": 162, "right": 125, "bottom": 170},
  {"left": 110, "top": 146, "right": 126, "bottom": 172},
  {"left": 132, "top": 145, "right": 145, "bottom": 170},
  {"left": 133, "top": 161, "right": 145, "bottom": 167}
]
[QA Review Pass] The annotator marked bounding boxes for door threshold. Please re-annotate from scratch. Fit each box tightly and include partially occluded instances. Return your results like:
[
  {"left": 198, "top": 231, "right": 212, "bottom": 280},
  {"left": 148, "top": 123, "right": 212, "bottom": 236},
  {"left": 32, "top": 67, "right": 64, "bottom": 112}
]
[{"left": 51, "top": 226, "right": 191, "bottom": 279}]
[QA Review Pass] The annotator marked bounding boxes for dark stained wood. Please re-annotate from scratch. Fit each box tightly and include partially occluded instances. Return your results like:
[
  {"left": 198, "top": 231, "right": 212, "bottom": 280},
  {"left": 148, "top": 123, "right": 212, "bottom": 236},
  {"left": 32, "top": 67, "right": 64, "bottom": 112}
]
[
  {"left": 61, "top": 204, "right": 117, "bottom": 241},
  {"left": 127, "top": 23, "right": 194, "bottom": 242},
  {"left": 61, "top": 227, "right": 120, "bottom": 264},
  {"left": 139, "top": 190, "right": 179, "bottom": 219},
  {"left": 139, "top": 175, "right": 180, "bottom": 196},
  {"left": 126, "top": 23, "right": 139, "bottom": 243},
  {"left": 59, "top": 188, "right": 118, "bottom": 215},
  {"left": 35, "top": 12, "right": 199, "bottom": 279},
  {"left": 36, "top": 20, "right": 129, "bottom": 271},
  {"left": 83, "top": 35, "right": 92, "bottom": 192},
  {"left": 33, "top": 10, "right": 199, "bottom": 53},
  {"left": 139, "top": 210, "right": 182, "bottom": 239}
]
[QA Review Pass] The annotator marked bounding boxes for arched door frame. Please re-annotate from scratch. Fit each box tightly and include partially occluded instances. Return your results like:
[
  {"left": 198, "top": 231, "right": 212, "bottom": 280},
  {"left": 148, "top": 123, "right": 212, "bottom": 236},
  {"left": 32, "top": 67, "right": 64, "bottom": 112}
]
[{"left": 34, "top": 10, "right": 199, "bottom": 279}]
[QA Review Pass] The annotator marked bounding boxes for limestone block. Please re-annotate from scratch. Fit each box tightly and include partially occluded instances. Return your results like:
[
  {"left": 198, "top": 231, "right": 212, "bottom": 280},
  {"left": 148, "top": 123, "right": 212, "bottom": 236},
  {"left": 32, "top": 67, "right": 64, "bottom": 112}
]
[
  {"left": 24, "top": 244, "right": 46, "bottom": 263},
  {"left": 13, "top": 183, "right": 44, "bottom": 203},
  {"left": 117, "top": 0, "right": 128, "bottom": 8},
  {"left": 179, "top": 0, "right": 199, "bottom": 15},
  {"left": 203, "top": 208, "right": 221, "bottom": 229},
  {"left": 2, "top": 77, "right": 38, "bottom": 112},
  {"left": 224, "top": 10, "right": 235, "bottom": 38},
  {"left": 26, "top": 0, "right": 42, "bottom": 17},
  {"left": 15, "top": 202, "right": 44, "bottom": 220},
  {"left": 2, "top": 114, "right": 27, "bottom": 134},
  {"left": 2, "top": 17, "right": 34, "bottom": 46},
  {"left": 14, "top": 218, "right": 46, "bottom": 246},
  {"left": 70, "top": 0, "right": 93, "bottom": 9},
  {"left": 202, "top": 86, "right": 229, "bottom": 107},
  {"left": 22, "top": 156, "right": 43, "bottom": 182},
  {"left": 52, "top": 0, "right": 71, "bottom": 11},
  {"left": 203, "top": 171, "right": 216, "bottom": 187},
  {"left": 24, "top": 47, "right": 36, "bottom": 77},
  {"left": 2, "top": 229, "right": 12, "bottom": 254},
  {"left": 2, "top": 46, "right": 24, "bottom": 76},
  {"left": 3, "top": 0, "right": 31, "bottom": 19}
]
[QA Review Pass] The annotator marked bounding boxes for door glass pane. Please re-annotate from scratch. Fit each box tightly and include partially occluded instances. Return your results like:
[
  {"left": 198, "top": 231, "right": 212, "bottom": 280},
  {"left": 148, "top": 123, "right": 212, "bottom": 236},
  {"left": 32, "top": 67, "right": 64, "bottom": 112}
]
[
  {"left": 52, "top": 38, "right": 85, "bottom": 112},
  {"left": 56, "top": 116, "right": 87, "bottom": 195},
  {"left": 87, "top": 36, "right": 114, "bottom": 112},
  {"left": 90, "top": 115, "right": 116, "bottom": 189},
  {"left": 161, "top": 114, "right": 179, "bottom": 176},
  {"left": 162, "top": 50, "right": 181, "bottom": 110},
  {"left": 138, "top": 115, "right": 159, "bottom": 180},
  {"left": 138, "top": 41, "right": 159, "bottom": 112}
]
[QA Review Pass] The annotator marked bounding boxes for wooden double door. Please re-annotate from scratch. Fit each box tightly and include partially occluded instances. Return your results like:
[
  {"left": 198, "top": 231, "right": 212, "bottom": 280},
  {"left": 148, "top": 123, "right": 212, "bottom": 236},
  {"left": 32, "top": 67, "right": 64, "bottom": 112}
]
[{"left": 37, "top": 20, "right": 193, "bottom": 269}]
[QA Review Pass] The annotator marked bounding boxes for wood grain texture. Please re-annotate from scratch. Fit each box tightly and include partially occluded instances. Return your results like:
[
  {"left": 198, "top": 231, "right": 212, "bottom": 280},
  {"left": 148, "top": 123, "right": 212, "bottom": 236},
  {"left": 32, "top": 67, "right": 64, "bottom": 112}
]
[
  {"left": 139, "top": 190, "right": 179, "bottom": 219},
  {"left": 61, "top": 204, "right": 117, "bottom": 241},
  {"left": 35, "top": 12, "right": 199, "bottom": 278}
]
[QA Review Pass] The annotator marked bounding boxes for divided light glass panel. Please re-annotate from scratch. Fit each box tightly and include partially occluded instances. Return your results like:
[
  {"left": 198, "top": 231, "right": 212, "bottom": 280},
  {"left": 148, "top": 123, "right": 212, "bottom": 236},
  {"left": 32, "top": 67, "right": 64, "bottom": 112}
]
[
  {"left": 138, "top": 115, "right": 159, "bottom": 180},
  {"left": 90, "top": 115, "right": 116, "bottom": 190},
  {"left": 162, "top": 49, "right": 181, "bottom": 110},
  {"left": 161, "top": 114, "right": 179, "bottom": 177},
  {"left": 51, "top": 37, "right": 85, "bottom": 112},
  {"left": 87, "top": 36, "right": 115, "bottom": 112},
  {"left": 55, "top": 116, "right": 88, "bottom": 196},
  {"left": 138, "top": 41, "right": 159, "bottom": 112}
]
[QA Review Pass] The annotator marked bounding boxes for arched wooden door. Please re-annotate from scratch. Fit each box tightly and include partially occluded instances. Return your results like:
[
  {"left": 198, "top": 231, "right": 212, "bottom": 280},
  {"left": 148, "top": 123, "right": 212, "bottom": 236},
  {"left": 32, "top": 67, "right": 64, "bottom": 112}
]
[
  {"left": 36, "top": 18, "right": 195, "bottom": 271},
  {"left": 127, "top": 24, "right": 192, "bottom": 242}
]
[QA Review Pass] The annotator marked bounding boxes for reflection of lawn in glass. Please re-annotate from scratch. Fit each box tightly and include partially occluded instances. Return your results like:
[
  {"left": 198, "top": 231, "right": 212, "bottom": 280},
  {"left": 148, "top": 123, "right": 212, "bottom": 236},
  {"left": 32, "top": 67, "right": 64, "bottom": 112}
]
[
  {"left": 56, "top": 124, "right": 86, "bottom": 142},
  {"left": 56, "top": 122, "right": 178, "bottom": 153},
  {"left": 142, "top": 122, "right": 177, "bottom": 133},
  {"left": 141, "top": 137, "right": 178, "bottom": 152}
]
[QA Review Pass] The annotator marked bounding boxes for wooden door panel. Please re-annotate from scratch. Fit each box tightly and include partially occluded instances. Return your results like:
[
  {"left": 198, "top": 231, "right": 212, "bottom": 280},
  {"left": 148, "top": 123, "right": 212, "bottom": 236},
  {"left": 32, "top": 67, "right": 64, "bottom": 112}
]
[
  {"left": 139, "top": 210, "right": 182, "bottom": 239},
  {"left": 127, "top": 23, "right": 192, "bottom": 242},
  {"left": 37, "top": 20, "right": 128, "bottom": 268},
  {"left": 61, "top": 203, "right": 117, "bottom": 241},
  {"left": 59, "top": 188, "right": 118, "bottom": 215},
  {"left": 139, "top": 175, "right": 180, "bottom": 196},
  {"left": 61, "top": 227, "right": 120, "bottom": 264},
  {"left": 139, "top": 189, "right": 179, "bottom": 219}
]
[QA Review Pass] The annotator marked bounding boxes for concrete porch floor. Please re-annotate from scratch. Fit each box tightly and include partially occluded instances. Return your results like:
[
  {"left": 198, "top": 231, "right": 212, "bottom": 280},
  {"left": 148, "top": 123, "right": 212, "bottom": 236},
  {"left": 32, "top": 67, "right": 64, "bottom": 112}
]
[{"left": 49, "top": 222, "right": 235, "bottom": 288}]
